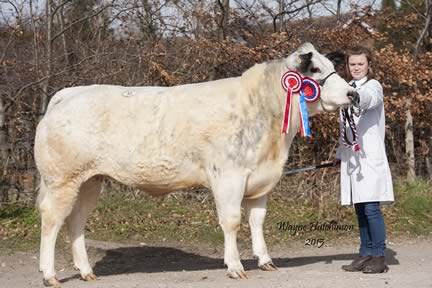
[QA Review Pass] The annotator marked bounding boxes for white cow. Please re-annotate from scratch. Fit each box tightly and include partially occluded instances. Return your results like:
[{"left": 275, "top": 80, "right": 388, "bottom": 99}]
[{"left": 34, "top": 43, "right": 356, "bottom": 286}]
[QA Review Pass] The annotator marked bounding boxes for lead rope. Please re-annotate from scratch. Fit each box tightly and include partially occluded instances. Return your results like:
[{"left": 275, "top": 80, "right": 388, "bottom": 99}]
[{"left": 340, "top": 82, "right": 363, "bottom": 152}]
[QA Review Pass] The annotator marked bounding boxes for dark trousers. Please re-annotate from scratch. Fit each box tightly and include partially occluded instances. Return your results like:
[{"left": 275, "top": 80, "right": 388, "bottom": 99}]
[{"left": 354, "top": 202, "right": 386, "bottom": 257}]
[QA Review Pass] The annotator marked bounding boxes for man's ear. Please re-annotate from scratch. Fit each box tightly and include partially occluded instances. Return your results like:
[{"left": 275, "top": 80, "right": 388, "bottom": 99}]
[
  {"left": 326, "top": 51, "right": 345, "bottom": 69},
  {"left": 297, "top": 52, "right": 313, "bottom": 73}
]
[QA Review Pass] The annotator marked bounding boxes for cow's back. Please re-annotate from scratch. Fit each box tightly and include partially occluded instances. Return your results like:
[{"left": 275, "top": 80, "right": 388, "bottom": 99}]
[{"left": 35, "top": 81, "right": 246, "bottom": 191}]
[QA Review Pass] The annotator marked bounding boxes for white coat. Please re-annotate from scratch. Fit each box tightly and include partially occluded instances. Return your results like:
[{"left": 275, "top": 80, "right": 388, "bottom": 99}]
[{"left": 336, "top": 77, "right": 394, "bottom": 206}]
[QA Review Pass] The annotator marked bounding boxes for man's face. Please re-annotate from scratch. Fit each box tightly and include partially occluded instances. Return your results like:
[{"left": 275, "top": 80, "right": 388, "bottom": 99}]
[{"left": 348, "top": 54, "right": 369, "bottom": 80}]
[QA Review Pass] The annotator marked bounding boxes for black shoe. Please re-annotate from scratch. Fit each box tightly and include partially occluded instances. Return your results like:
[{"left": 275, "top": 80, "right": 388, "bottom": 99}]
[
  {"left": 362, "top": 256, "right": 389, "bottom": 273},
  {"left": 342, "top": 256, "right": 372, "bottom": 272}
]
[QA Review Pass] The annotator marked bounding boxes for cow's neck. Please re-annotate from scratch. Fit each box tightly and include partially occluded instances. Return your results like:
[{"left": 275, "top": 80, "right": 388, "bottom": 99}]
[
  {"left": 241, "top": 60, "right": 301, "bottom": 164},
  {"left": 267, "top": 61, "right": 301, "bottom": 157}
]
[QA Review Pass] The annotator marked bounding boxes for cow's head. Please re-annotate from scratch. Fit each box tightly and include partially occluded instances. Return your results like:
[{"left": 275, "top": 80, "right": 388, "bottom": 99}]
[{"left": 286, "top": 43, "right": 357, "bottom": 114}]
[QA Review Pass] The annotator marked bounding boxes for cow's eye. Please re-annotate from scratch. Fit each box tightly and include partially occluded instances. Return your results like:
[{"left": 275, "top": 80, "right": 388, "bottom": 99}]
[{"left": 310, "top": 67, "right": 320, "bottom": 73}]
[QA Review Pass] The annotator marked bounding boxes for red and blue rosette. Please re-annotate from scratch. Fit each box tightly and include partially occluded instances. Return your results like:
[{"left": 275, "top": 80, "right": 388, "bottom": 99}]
[
  {"left": 280, "top": 72, "right": 322, "bottom": 136},
  {"left": 281, "top": 71, "right": 302, "bottom": 134},
  {"left": 301, "top": 77, "right": 320, "bottom": 103},
  {"left": 299, "top": 77, "right": 321, "bottom": 137}
]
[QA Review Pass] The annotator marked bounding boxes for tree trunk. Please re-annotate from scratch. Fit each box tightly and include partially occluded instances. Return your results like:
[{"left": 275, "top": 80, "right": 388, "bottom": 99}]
[
  {"left": 426, "top": 157, "right": 432, "bottom": 177},
  {"left": 0, "top": 97, "right": 8, "bottom": 204},
  {"left": 414, "top": 0, "right": 431, "bottom": 62},
  {"left": 0, "top": 88, "right": 7, "bottom": 161},
  {"left": 425, "top": 0, "right": 432, "bottom": 50},
  {"left": 306, "top": 0, "right": 313, "bottom": 23},
  {"left": 425, "top": 129, "right": 432, "bottom": 177},
  {"left": 40, "top": 0, "right": 54, "bottom": 120},
  {"left": 58, "top": 4, "right": 69, "bottom": 67},
  {"left": 406, "top": 0, "right": 431, "bottom": 179},
  {"left": 217, "top": 0, "right": 230, "bottom": 40},
  {"left": 29, "top": 0, "right": 40, "bottom": 79},
  {"left": 337, "top": 0, "right": 343, "bottom": 22},
  {"left": 278, "top": 0, "right": 285, "bottom": 32},
  {"left": 405, "top": 98, "right": 416, "bottom": 179}
]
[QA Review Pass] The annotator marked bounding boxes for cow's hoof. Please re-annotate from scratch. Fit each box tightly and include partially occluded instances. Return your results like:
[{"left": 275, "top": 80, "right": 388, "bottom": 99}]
[
  {"left": 259, "top": 261, "right": 277, "bottom": 271},
  {"left": 43, "top": 277, "right": 61, "bottom": 287},
  {"left": 227, "top": 270, "right": 248, "bottom": 279},
  {"left": 81, "top": 273, "right": 98, "bottom": 281}
]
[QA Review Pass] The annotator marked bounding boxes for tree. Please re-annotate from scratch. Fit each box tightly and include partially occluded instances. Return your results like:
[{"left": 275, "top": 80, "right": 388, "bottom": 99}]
[
  {"left": 400, "top": 0, "right": 425, "bottom": 11},
  {"left": 40, "top": 0, "right": 53, "bottom": 118},
  {"left": 135, "top": 0, "right": 163, "bottom": 42},
  {"left": 65, "top": 0, "right": 98, "bottom": 39},
  {"left": 337, "top": 0, "right": 342, "bottom": 21},
  {"left": 0, "top": 97, "right": 8, "bottom": 203},
  {"left": 278, "top": 0, "right": 285, "bottom": 31},
  {"left": 261, "top": 0, "right": 322, "bottom": 33},
  {"left": 382, "top": 0, "right": 397, "bottom": 10},
  {"left": 217, "top": 0, "right": 230, "bottom": 40},
  {"left": 405, "top": 98, "right": 416, "bottom": 179},
  {"left": 304, "top": 0, "right": 318, "bottom": 22},
  {"left": 406, "top": 0, "right": 432, "bottom": 179},
  {"left": 414, "top": 0, "right": 432, "bottom": 61}
]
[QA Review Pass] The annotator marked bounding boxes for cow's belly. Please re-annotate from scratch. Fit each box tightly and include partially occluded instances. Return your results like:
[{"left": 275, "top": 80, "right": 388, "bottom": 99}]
[
  {"left": 244, "top": 161, "right": 284, "bottom": 199},
  {"left": 135, "top": 180, "right": 206, "bottom": 196},
  {"left": 103, "top": 157, "right": 208, "bottom": 196}
]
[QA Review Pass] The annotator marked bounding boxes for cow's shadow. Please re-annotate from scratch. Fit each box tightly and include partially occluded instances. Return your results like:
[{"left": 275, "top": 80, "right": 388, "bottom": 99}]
[{"left": 91, "top": 245, "right": 400, "bottom": 276}]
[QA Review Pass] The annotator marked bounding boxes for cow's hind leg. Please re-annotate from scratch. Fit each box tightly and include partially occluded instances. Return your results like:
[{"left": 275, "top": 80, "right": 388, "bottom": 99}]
[
  {"left": 38, "top": 180, "right": 80, "bottom": 287},
  {"left": 210, "top": 171, "right": 248, "bottom": 279},
  {"left": 243, "top": 195, "right": 277, "bottom": 271},
  {"left": 66, "top": 177, "right": 102, "bottom": 281}
]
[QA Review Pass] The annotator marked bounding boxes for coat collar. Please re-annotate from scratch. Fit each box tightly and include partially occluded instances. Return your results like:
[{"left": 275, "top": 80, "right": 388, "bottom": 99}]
[{"left": 350, "top": 77, "right": 368, "bottom": 87}]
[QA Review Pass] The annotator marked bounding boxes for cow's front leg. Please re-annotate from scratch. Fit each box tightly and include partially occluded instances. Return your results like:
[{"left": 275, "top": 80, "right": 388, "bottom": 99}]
[
  {"left": 210, "top": 172, "right": 248, "bottom": 279},
  {"left": 243, "top": 195, "right": 277, "bottom": 271}
]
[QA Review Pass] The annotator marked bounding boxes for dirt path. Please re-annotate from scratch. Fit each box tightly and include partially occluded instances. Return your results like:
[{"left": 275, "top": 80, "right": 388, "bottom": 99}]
[{"left": 0, "top": 238, "right": 431, "bottom": 288}]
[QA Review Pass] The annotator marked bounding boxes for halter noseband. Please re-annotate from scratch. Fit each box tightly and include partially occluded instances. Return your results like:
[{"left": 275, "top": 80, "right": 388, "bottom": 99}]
[
  {"left": 317, "top": 71, "right": 337, "bottom": 87},
  {"left": 315, "top": 71, "right": 337, "bottom": 112}
]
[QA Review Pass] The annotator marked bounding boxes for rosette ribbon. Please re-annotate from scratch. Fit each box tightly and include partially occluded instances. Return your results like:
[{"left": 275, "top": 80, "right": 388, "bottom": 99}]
[
  {"left": 281, "top": 71, "right": 321, "bottom": 137},
  {"left": 281, "top": 71, "right": 302, "bottom": 134}
]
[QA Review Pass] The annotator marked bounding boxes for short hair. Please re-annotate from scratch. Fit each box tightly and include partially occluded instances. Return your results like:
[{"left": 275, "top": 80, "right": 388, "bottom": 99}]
[{"left": 346, "top": 45, "right": 375, "bottom": 79}]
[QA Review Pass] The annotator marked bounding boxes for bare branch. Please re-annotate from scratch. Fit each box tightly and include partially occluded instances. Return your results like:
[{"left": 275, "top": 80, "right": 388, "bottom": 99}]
[
  {"left": 274, "top": 0, "right": 321, "bottom": 19},
  {"left": 402, "top": 0, "right": 427, "bottom": 19},
  {"left": 0, "top": 31, "right": 15, "bottom": 65},
  {"left": 50, "top": 4, "right": 112, "bottom": 44},
  {"left": 50, "top": 0, "right": 73, "bottom": 20},
  {"left": 5, "top": 56, "right": 92, "bottom": 112},
  {"left": 271, "top": 0, "right": 322, "bottom": 32},
  {"left": 414, "top": 3, "right": 432, "bottom": 64}
]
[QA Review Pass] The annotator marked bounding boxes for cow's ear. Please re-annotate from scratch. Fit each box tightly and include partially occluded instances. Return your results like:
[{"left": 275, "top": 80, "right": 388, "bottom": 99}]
[
  {"left": 297, "top": 52, "right": 313, "bottom": 73},
  {"left": 326, "top": 51, "right": 345, "bottom": 69}
]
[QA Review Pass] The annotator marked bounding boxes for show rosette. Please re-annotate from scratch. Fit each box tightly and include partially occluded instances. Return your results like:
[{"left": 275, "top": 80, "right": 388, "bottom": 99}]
[{"left": 281, "top": 71, "right": 321, "bottom": 137}]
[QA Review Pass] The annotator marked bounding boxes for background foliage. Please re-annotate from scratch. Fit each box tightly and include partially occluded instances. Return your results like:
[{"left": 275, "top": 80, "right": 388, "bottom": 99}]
[{"left": 0, "top": 0, "right": 431, "bottom": 208}]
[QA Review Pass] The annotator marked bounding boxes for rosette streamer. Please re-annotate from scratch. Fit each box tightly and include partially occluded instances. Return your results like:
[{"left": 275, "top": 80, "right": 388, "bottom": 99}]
[
  {"left": 281, "top": 71, "right": 302, "bottom": 133},
  {"left": 281, "top": 71, "right": 321, "bottom": 137}
]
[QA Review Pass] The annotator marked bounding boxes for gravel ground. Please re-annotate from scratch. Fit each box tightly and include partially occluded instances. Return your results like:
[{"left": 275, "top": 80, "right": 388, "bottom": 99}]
[{"left": 0, "top": 237, "right": 431, "bottom": 288}]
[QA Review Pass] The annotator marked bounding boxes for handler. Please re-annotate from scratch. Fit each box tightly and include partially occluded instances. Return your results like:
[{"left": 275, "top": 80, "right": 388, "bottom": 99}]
[{"left": 334, "top": 45, "right": 394, "bottom": 273}]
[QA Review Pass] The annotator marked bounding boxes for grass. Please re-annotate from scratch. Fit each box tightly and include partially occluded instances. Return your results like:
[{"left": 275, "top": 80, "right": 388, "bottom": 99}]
[
  {"left": 86, "top": 193, "right": 224, "bottom": 246},
  {"left": 0, "top": 178, "right": 430, "bottom": 252},
  {"left": 0, "top": 206, "right": 40, "bottom": 252},
  {"left": 388, "top": 179, "right": 432, "bottom": 236}
]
